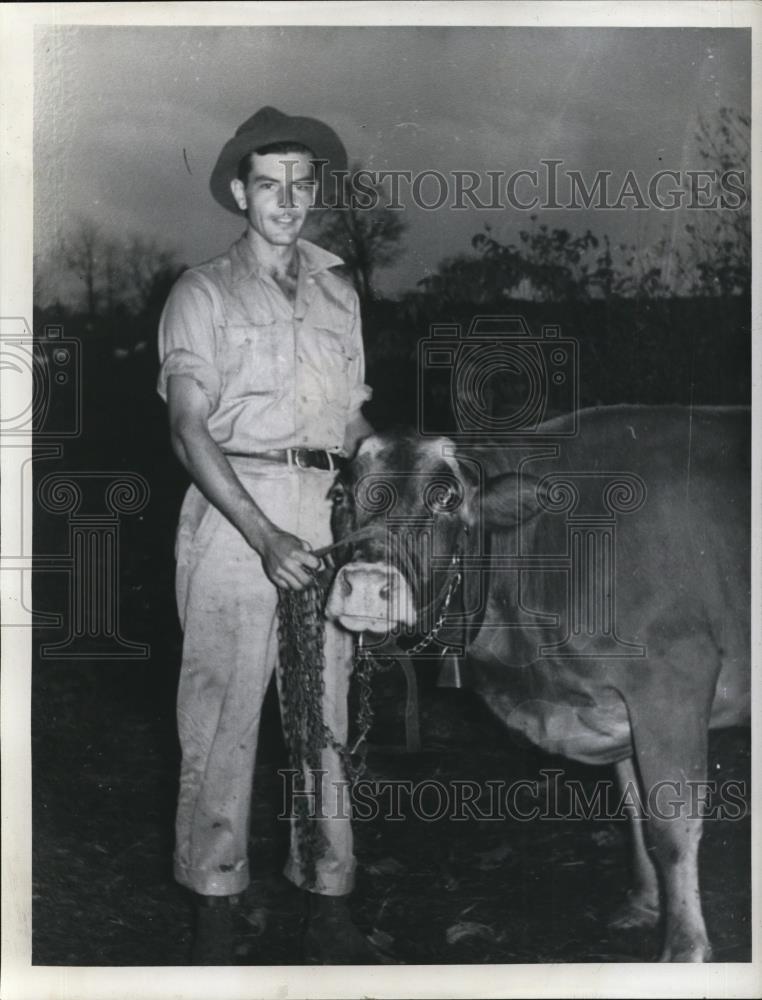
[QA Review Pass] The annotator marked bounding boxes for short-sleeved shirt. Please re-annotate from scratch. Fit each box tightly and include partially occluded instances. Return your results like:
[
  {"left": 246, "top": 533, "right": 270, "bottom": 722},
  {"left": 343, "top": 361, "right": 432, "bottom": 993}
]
[{"left": 157, "top": 234, "right": 372, "bottom": 454}]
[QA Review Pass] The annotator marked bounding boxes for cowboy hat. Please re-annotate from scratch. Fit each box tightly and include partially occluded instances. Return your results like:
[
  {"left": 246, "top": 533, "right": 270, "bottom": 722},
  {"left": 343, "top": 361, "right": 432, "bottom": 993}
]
[{"left": 209, "top": 105, "right": 348, "bottom": 214}]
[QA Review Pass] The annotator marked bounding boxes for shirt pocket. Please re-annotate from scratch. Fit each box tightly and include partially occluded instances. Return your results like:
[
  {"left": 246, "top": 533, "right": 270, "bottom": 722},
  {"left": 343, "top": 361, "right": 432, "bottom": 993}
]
[
  {"left": 314, "top": 328, "right": 356, "bottom": 403},
  {"left": 218, "top": 322, "right": 292, "bottom": 395}
]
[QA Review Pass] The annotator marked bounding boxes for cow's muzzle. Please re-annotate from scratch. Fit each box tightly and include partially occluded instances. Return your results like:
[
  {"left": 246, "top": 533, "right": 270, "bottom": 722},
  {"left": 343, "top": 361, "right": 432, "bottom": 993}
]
[{"left": 325, "top": 562, "right": 416, "bottom": 633}]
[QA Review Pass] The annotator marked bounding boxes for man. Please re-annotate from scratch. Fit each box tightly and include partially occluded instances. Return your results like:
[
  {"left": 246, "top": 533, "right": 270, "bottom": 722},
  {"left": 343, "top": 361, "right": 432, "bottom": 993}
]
[{"left": 157, "top": 106, "right": 377, "bottom": 964}]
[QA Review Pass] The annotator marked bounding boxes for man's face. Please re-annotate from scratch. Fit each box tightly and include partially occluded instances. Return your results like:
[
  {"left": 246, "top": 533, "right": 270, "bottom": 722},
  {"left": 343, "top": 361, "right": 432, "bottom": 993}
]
[{"left": 230, "top": 151, "right": 317, "bottom": 247}]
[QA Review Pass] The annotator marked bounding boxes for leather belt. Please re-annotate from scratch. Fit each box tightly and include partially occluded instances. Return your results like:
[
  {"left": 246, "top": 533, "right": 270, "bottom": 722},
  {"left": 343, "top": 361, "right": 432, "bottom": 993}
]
[{"left": 224, "top": 448, "right": 347, "bottom": 472}]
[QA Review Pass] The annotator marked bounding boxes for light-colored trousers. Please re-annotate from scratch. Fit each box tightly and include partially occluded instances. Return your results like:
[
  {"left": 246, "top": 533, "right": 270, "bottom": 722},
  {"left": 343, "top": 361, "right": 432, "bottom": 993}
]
[{"left": 173, "top": 459, "right": 355, "bottom": 897}]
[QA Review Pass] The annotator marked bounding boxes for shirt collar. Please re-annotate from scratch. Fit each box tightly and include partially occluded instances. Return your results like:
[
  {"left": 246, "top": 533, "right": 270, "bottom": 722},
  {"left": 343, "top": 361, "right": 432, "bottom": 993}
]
[
  {"left": 230, "top": 232, "right": 345, "bottom": 285},
  {"left": 297, "top": 238, "right": 345, "bottom": 275}
]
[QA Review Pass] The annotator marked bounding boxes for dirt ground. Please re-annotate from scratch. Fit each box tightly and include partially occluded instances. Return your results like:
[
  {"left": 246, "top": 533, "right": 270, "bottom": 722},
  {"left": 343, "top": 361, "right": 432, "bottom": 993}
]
[{"left": 32, "top": 655, "right": 751, "bottom": 967}]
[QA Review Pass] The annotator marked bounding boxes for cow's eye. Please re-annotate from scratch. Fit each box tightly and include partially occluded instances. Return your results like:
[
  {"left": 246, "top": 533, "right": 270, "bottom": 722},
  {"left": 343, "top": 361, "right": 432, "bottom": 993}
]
[
  {"left": 424, "top": 480, "right": 462, "bottom": 514},
  {"left": 330, "top": 483, "right": 346, "bottom": 505}
]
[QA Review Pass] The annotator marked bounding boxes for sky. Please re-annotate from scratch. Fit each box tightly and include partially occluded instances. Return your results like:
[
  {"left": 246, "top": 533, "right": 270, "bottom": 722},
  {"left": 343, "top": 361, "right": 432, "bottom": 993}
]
[{"left": 34, "top": 24, "right": 750, "bottom": 299}]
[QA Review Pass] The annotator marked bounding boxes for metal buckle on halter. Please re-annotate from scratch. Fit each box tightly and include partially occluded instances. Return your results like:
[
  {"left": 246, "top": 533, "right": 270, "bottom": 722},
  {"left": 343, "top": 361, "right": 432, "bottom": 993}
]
[{"left": 291, "top": 448, "right": 334, "bottom": 471}]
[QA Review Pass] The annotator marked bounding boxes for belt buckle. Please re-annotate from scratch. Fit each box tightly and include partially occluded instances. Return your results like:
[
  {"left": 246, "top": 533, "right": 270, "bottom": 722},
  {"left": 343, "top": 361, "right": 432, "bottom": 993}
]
[{"left": 294, "top": 448, "right": 333, "bottom": 471}]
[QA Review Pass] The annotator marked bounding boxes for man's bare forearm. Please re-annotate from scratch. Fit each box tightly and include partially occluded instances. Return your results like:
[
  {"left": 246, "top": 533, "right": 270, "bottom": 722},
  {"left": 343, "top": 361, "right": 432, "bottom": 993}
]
[
  {"left": 169, "top": 411, "right": 320, "bottom": 589},
  {"left": 171, "top": 418, "right": 274, "bottom": 553}
]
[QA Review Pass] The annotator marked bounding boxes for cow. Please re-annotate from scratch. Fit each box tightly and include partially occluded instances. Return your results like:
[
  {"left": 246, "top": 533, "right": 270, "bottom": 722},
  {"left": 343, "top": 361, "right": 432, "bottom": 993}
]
[{"left": 324, "top": 405, "right": 750, "bottom": 963}]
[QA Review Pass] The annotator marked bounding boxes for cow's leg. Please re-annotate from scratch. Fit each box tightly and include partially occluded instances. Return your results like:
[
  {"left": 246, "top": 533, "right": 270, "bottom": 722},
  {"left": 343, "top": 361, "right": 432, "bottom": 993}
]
[
  {"left": 626, "top": 665, "right": 714, "bottom": 963},
  {"left": 609, "top": 757, "right": 660, "bottom": 930}
]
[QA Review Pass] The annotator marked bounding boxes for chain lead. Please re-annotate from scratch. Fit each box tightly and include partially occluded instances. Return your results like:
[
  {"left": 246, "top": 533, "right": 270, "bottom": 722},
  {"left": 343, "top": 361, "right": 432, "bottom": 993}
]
[{"left": 276, "top": 553, "right": 463, "bottom": 885}]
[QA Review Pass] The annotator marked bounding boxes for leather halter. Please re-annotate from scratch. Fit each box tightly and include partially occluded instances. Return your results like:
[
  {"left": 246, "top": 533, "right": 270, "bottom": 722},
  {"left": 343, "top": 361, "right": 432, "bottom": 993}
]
[
  {"left": 315, "top": 518, "right": 471, "bottom": 662},
  {"left": 352, "top": 526, "right": 469, "bottom": 663}
]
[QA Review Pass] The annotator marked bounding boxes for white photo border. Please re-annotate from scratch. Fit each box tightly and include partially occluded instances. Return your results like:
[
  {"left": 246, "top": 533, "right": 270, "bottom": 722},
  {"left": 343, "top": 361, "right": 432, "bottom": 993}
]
[{"left": 1, "top": 3, "right": 759, "bottom": 998}]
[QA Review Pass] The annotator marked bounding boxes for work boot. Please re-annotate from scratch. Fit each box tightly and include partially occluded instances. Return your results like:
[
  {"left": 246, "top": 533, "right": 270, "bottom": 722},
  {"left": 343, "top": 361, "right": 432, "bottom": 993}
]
[
  {"left": 191, "top": 893, "right": 239, "bottom": 965},
  {"left": 302, "top": 893, "right": 395, "bottom": 964}
]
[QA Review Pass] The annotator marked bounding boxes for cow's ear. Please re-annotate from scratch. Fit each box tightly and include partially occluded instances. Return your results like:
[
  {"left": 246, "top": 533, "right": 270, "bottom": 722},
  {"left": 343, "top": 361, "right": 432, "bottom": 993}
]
[{"left": 477, "top": 472, "right": 546, "bottom": 531}]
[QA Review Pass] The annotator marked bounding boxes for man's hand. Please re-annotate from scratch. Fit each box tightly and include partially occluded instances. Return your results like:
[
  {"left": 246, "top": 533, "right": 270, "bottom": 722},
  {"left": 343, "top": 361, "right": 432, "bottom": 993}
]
[
  {"left": 168, "top": 377, "right": 321, "bottom": 591},
  {"left": 257, "top": 527, "right": 321, "bottom": 590}
]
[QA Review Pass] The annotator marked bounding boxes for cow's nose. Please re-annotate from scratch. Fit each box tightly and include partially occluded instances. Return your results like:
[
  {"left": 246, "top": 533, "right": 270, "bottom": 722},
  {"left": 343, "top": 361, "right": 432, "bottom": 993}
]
[
  {"left": 325, "top": 561, "right": 416, "bottom": 631},
  {"left": 343, "top": 566, "right": 393, "bottom": 602}
]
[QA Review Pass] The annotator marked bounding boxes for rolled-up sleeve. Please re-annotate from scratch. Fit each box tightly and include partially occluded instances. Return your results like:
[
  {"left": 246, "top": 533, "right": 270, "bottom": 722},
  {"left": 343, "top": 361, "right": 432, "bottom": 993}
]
[
  {"left": 346, "top": 291, "right": 373, "bottom": 414},
  {"left": 157, "top": 272, "right": 222, "bottom": 411}
]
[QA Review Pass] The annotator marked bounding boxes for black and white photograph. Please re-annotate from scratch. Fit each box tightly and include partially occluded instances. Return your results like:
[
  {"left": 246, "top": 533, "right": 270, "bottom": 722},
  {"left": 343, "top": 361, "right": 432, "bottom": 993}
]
[{"left": 1, "top": 3, "right": 760, "bottom": 998}]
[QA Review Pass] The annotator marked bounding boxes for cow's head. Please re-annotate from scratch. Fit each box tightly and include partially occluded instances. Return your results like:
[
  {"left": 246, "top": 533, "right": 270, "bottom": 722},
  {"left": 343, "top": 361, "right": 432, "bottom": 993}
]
[{"left": 325, "top": 432, "right": 544, "bottom": 636}]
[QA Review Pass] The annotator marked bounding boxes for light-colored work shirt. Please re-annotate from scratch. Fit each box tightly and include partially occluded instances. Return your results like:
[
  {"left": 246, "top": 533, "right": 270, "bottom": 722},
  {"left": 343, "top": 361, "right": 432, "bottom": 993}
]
[{"left": 157, "top": 234, "right": 371, "bottom": 454}]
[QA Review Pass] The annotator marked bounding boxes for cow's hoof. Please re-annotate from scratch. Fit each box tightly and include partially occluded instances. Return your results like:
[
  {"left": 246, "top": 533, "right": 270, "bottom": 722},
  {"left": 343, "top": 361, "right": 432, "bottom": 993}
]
[
  {"left": 303, "top": 895, "right": 396, "bottom": 964},
  {"left": 609, "top": 891, "right": 660, "bottom": 931},
  {"left": 659, "top": 940, "right": 713, "bottom": 963}
]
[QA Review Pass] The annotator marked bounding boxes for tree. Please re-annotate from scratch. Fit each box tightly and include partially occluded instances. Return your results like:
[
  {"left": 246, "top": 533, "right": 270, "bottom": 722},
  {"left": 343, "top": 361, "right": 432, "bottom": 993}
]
[
  {"left": 308, "top": 164, "right": 408, "bottom": 305},
  {"left": 123, "top": 235, "right": 181, "bottom": 317},
  {"left": 33, "top": 249, "right": 60, "bottom": 312},
  {"left": 415, "top": 218, "right": 604, "bottom": 305},
  {"left": 605, "top": 236, "right": 671, "bottom": 301},
  {"left": 101, "top": 237, "right": 126, "bottom": 318},
  {"left": 416, "top": 250, "right": 509, "bottom": 306},
  {"left": 475, "top": 217, "right": 603, "bottom": 303},
  {"left": 676, "top": 107, "right": 750, "bottom": 296},
  {"left": 57, "top": 217, "right": 182, "bottom": 324},
  {"left": 62, "top": 217, "right": 103, "bottom": 319}
]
